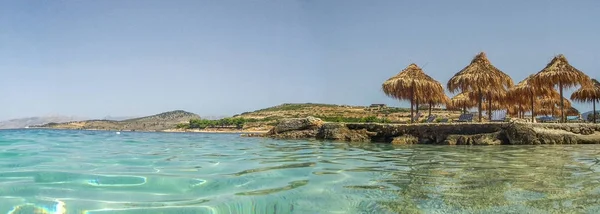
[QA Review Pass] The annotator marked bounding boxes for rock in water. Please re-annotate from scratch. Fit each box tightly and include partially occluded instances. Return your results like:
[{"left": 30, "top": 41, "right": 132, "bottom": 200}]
[{"left": 391, "top": 135, "right": 418, "bottom": 145}]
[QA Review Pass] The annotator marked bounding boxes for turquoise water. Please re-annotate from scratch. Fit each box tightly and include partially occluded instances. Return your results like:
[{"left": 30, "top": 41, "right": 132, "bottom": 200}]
[{"left": 1, "top": 130, "right": 600, "bottom": 214}]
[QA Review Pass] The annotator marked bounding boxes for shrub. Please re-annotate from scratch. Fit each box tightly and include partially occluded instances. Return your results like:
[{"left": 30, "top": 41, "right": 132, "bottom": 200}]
[
  {"left": 587, "top": 112, "right": 599, "bottom": 122},
  {"left": 175, "top": 123, "right": 190, "bottom": 129},
  {"left": 187, "top": 117, "right": 256, "bottom": 129}
]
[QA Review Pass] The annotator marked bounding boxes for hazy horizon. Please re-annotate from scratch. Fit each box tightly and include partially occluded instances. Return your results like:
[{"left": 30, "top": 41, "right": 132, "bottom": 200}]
[{"left": 2, "top": 0, "right": 599, "bottom": 120}]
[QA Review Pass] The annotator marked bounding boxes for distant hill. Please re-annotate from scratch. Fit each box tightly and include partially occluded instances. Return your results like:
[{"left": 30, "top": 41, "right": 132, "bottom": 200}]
[
  {"left": 234, "top": 103, "right": 418, "bottom": 121},
  {"left": 102, "top": 116, "right": 137, "bottom": 121},
  {"left": 582, "top": 111, "right": 599, "bottom": 121},
  {"left": 0, "top": 116, "right": 88, "bottom": 129},
  {"left": 35, "top": 110, "right": 200, "bottom": 131},
  {"left": 223, "top": 103, "right": 459, "bottom": 131}
]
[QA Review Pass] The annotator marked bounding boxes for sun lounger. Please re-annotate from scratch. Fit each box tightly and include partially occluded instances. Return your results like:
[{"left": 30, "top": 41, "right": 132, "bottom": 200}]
[
  {"left": 538, "top": 116, "right": 559, "bottom": 123},
  {"left": 412, "top": 112, "right": 422, "bottom": 123},
  {"left": 490, "top": 110, "right": 507, "bottom": 122},
  {"left": 566, "top": 116, "right": 582, "bottom": 123},
  {"left": 426, "top": 115, "right": 437, "bottom": 123},
  {"left": 456, "top": 113, "right": 474, "bottom": 122}
]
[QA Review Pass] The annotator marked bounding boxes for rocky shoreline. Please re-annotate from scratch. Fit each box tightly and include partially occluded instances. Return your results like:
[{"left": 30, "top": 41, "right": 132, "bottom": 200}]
[{"left": 254, "top": 117, "right": 600, "bottom": 145}]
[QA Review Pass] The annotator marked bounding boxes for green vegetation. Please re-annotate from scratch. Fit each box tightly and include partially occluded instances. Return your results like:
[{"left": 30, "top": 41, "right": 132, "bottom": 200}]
[
  {"left": 178, "top": 114, "right": 399, "bottom": 130},
  {"left": 379, "top": 107, "right": 410, "bottom": 114},
  {"left": 184, "top": 118, "right": 255, "bottom": 129},
  {"left": 587, "top": 112, "right": 599, "bottom": 121},
  {"left": 178, "top": 117, "right": 282, "bottom": 129}
]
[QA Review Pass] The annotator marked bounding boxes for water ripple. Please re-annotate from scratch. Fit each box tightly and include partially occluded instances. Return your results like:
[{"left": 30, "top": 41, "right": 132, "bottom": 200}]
[{"left": 1, "top": 130, "right": 600, "bottom": 213}]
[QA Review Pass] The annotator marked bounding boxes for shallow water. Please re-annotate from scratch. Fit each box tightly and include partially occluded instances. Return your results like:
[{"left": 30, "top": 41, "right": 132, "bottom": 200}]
[{"left": 1, "top": 129, "right": 600, "bottom": 213}]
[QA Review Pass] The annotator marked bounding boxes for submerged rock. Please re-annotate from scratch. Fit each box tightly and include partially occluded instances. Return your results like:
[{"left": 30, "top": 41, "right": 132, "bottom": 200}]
[
  {"left": 391, "top": 135, "right": 418, "bottom": 145},
  {"left": 444, "top": 132, "right": 504, "bottom": 145},
  {"left": 317, "top": 123, "right": 376, "bottom": 142},
  {"left": 264, "top": 117, "right": 600, "bottom": 145}
]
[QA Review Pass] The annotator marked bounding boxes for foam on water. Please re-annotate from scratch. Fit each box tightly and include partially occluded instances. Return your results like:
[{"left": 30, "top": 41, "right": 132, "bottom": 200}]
[{"left": 1, "top": 129, "right": 600, "bottom": 213}]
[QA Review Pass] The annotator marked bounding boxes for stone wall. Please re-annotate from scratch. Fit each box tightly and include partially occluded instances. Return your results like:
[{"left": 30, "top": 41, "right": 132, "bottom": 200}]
[{"left": 262, "top": 117, "right": 600, "bottom": 145}]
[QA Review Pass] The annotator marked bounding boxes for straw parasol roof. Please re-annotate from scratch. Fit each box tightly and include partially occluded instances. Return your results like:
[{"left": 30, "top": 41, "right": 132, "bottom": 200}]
[
  {"left": 507, "top": 75, "right": 554, "bottom": 103},
  {"left": 447, "top": 52, "right": 514, "bottom": 122},
  {"left": 425, "top": 93, "right": 451, "bottom": 116},
  {"left": 507, "top": 75, "right": 556, "bottom": 121},
  {"left": 570, "top": 79, "right": 600, "bottom": 102},
  {"left": 382, "top": 63, "right": 447, "bottom": 122},
  {"left": 566, "top": 106, "right": 580, "bottom": 116},
  {"left": 531, "top": 54, "right": 592, "bottom": 122},
  {"left": 540, "top": 96, "right": 571, "bottom": 107},
  {"left": 537, "top": 106, "right": 579, "bottom": 117},
  {"left": 448, "top": 92, "right": 477, "bottom": 112},
  {"left": 466, "top": 88, "right": 510, "bottom": 113},
  {"left": 570, "top": 79, "right": 600, "bottom": 123}
]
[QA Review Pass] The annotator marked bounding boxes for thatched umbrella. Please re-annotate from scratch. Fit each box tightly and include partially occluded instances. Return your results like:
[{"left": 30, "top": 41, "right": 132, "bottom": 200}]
[
  {"left": 425, "top": 94, "right": 451, "bottom": 116},
  {"left": 382, "top": 63, "right": 446, "bottom": 123},
  {"left": 566, "top": 106, "right": 580, "bottom": 117},
  {"left": 531, "top": 55, "right": 592, "bottom": 122},
  {"left": 449, "top": 92, "right": 477, "bottom": 113},
  {"left": 466, "top": 88, "right": 510, "bottom": 118},
  {"left": 448, "top": 52, "right": 514, "bottom": 122},
  {"left": 507, "top": 75, "right": 554, "bottom": 122},
  {"left": 539, "top": 96, "right": 572, "bottom": 117},
  {"left": 570, "top": 79, "right": 600, "bottom": 123},
  {"left": 507, "top": 104, "right": 529, "bottom": 118}
]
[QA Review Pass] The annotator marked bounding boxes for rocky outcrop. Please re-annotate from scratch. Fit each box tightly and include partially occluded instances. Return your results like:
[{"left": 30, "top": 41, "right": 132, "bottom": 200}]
[
  {"left": 316, "top": 123, "right": 377, "bottom": 142},
  {"left": 268, "top": 116, "right": 323, "bottom": 134},
  {"left": 267, "top": 117, "right": 323, "bottom": 139},
  {"left": 504, "top": 122, "right": 600, "bottom": 145},
  {"left": 264, "top": 117, "right": 600, "bottom": 145}
]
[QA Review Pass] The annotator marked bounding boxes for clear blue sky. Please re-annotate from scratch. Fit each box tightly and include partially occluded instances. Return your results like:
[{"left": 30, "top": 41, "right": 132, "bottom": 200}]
[{"left": 1, "top": 0, "right": 599, "bottom": 120}]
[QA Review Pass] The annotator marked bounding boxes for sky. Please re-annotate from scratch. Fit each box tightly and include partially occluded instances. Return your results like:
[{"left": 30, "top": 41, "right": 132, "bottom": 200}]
[{"left": 1, "top": 0, "right": 599, "bottom": 120}]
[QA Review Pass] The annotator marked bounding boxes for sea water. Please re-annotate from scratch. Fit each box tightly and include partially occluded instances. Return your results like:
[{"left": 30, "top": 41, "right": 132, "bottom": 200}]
[{"left": 1, "top": 129, "right": 600, "bottom": 214}]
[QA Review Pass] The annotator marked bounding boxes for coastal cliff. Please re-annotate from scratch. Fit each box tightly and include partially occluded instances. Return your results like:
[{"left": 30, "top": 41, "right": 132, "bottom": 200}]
[{"left": 261, "top": 117, "right": 600, "bottom": 145}]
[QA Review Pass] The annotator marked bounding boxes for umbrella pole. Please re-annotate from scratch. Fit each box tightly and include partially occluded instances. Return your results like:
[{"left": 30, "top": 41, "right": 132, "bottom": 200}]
[
  {"left": 594, "top": 100, "right": 597, "bottom": 124},
  {"left": 429, "top": 101, "right": 433, "bottom": 117},
  {"left": 488, "top": 92, "right": 493, "bottom": 121},
  {"left": 463, "top": 104, "right": 466, "bottom": 114},
  {"left": 559, "top": 83, "right": 565, "bottom": 123},
  {"left": 478, "top": 89, "right": 483, "bottom": 122},
  {"left": 530, "top": 91, "right": 535, "bottom": 123},
  {"left": 518, "top": 104, "right": 521, "bottom": 118},
  {"left": 410, "top": 86, "right": 414, "bottom": 123},
  {"left": 415, "top": 98, "right": 420, "bottom": 122}
]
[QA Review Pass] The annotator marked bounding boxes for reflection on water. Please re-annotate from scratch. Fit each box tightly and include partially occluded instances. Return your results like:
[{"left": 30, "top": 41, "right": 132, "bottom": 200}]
[{"left": 1, "top": 129, "right": 600, "bottom": 213}]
